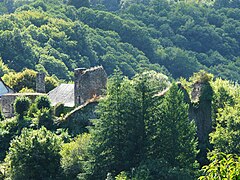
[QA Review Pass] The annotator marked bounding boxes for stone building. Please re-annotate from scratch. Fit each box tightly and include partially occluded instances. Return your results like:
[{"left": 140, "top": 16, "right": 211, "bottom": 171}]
[
  {"left": 0, "top": 66, "right": 107, "bottom": 118},
  {"left": 1, "top": 93, "right": 45, "bottom": 118},
  {"left": 48, "top": 66, "right": 107, "bottom": 107},
  {"left": 59, "top": 97, "right": 100, "bottom": 136},
  {"left": 0, "top": 72, "right": 47, "bottom": 118},
  {"left": 74, "top": 66, "right": 107, "bottom": 106}
]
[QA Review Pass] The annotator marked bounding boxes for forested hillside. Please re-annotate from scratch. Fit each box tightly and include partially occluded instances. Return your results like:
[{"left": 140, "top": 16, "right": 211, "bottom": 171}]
[{"left": 0, "top": 0, "right": 239, "bottom": 84}]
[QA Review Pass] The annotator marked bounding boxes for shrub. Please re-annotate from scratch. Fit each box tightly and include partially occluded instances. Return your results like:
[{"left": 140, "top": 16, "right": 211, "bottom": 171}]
[
  {"left": 0, "top": 109, "right": 4, "bottom": 121},
  {"left": 36, "top": 108, "right": 54, "bottom": 129},
  {"left": 60, "top": 133, "right": 91, "bottom": 179},
  {"left": 14, "top": 96, "right": 31, "bottom": 117},
  {"left": 4, "top": 127, "right": 63, "bottom": 180},
  {"left": 54, "top": 103, "right": 64, "bottom": 117},
  {"left": 35, "top": 95, "right": 51, "bottom": 110},
  {"left": 27, "top": 103, "right": 38, "bottom": 118}
]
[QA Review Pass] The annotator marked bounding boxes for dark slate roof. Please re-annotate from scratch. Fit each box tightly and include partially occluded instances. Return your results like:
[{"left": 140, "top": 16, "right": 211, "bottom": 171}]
[{"left": 47, "top": 84, "right": 74, "bottom": 107}]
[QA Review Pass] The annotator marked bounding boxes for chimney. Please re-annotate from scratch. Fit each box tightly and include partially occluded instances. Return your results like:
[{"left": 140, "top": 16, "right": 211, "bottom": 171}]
[
  {"left": 74, "top": 68, "right": 86, "bottom": 106},
  {"left": 36, "top": 72, "right": 45, "bottom": 93}
]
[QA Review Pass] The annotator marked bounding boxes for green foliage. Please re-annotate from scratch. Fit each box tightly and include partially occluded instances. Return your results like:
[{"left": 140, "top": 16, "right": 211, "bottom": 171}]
[
  {"left": 27, "top": 103, "right": 38, "bottom": 118},
  {"left": 39, "top": 55, "right": 71, "bottom": 80},
  {"left": 4, "top": 127, "right": 63, "bottom": 180},
  {"left": 35, "top": 95, "right": 51, "bottom": 109},
  {"left": 60, "top": 133, "right": 91, "bottom": 179},
  {"left": 132, "top": 158, "right": 194, "bottom": 180},
  {"left": 0, "top": 58, "right": 10, "bottom": 77},
  {"left": 214, "top": 0, "right": 240, "bottom": 8},
  {"left": 148, "top": 84, "right": 198, "bottom": 173},
  {"left": 35, "top": 108, "right": 54, "bottom": 129},
  {"left": 14, "top": 96, "right": 31, "bottom": 117},
  {"left": 115, "top": 171, "right": 128, "bottom": 180},
  {"left": 59, "top": 102, "right": 96, "bottom": 136},
  {"left": 19, "top": 87, "right": 35, "bottom": 93},
  {"left": 89, "top": 71, "right": 144, "bottom": 178},
  {"left": 0, "top": 0, "right": 239, "bottom": 81},
  {"left": 45, "top": 76, "right": 59, "bottom": 92},
  {"left": 211, "top": 78, "right": 237, "bottom": 123},
  {"left": 190, "top": 70, "right": 214, "bottom": 84},
  {"left": 199, "top": 152, "right": 240, "bottom": 180},
  {"left": 54, "top": 103, "right": 65, "bottom": 117},
  {"left": 3, "top": 69, "right": 36, "bottom": 92},
  {"left": 67, "top": 0, "right": 90, "bottom": 8},
  {"left": 0, "top": 0, "right": 240, "bottom": 179},
  {"left": 210, "top": 103, "right": 240, "bottom": 154},
  {"left": 0, "top": 109, "right": 4, "bottom": 122},
  {"left": 2, "top": 69, "right": 58, "bottom": 92},
  {"left": 89, "top": 71, "right": 197, "bottom": 179},
  {"left": 0, "top": 111, "right": 32, "bottom": 162},
  {"left": 0, "top": 118, "right": 18, "bottom": 161},
  {"left": 155, "top": 47, "right": 202, "bottom": 78}
]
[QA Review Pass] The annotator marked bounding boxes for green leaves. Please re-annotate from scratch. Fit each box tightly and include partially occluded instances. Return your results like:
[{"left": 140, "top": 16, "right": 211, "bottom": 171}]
[
  {"left": 14, "top": 96, "right": 31, "bottom": 117},
  {"left": 150, "top": 84, "right": 198, "bottom": 171},
  {"left": 60, "top": 133, "right": 91, "bottom": 179},
  {"left": 89, "top": 72, "right": 198, "bottom": 179},
  {"left": 4, "top": 127, "right": 63, "bottom": 180},
  {"left": 210, "top": 103, "right": 240, "bottom": 155},
  {"left": 199, "top": 153, "right": 240, "bottom": 180}
]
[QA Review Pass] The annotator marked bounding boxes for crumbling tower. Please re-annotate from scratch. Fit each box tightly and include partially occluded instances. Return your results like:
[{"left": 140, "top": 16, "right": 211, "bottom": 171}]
[
  {"left": 189, "top": 80, "right": 213, "bottom": 165},
  {"left": 74, "top": 66, "right": 107, "bottom": 106},
  {"left": 36, "top": 72, "right": 45, "bottom": 93}
]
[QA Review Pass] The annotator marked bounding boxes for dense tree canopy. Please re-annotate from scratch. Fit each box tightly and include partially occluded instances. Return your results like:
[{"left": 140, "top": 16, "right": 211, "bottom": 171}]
[
  {"left": 88, "top": 72, "right": 198, "bottom": 179},
  {"left": 0, "top": 0, "right": 239, "bottom": 82},
  {"left": 4, "top": 127, "right": 63, "bottom": 180},
  {"left": 0, "top": 70, "right": 239, "bottom": 179}
]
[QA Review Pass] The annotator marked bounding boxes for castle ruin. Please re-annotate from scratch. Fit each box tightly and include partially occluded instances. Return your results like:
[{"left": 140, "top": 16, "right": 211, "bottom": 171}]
[
  {"left": 36, "top": 72, "right": 45, "bottom": 93},
  {"left": 48, "top": 66, "right": 107, "bottom": 107},
  {"left": 74, "top": 66, "right": 107, "bottom": 106},
  {"left": 1, "top": 66, "right": 107, "bottom": 118}
]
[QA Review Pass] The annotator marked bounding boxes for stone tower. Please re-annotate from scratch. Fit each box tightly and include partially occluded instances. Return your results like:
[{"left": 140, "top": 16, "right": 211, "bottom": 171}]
[
  {"left": 189, "top": 81, "right": 213, "bottom": 165},
  {"left": 74, "top": 66, "right": 107, "bottom": 106},
  {"left": 36, "top": 72, "right": 45, "bottom": 93}
]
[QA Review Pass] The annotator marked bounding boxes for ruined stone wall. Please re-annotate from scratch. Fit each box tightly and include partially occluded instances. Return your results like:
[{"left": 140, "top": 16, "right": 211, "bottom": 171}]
[
  {"left": 59, "top": 100, "right": 99, "bottom": 136},
  {"left": 36, "top": 72, "right": 45, "bottom": 93},
  {"left": 1, "top": 93, "right": 45, "bottom": 118},
  {"left": 1, "top": 95, "right": 15, "bottom": 118},
  {"left": 173, "top": 81, "right": 213, "bottom": 165},
  {"left": 74, "top": 66, "right": 107, "bottom": 106},
  {"left": 189, "top": 81, "right": 213, "bottom": 165},
  {"left": 189, "top": 82, "right": 213, "bottom": 143}
]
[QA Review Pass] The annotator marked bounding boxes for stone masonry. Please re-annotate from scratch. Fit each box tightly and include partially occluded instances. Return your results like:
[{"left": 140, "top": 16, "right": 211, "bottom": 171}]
[
  {"left": 1, "top": 93, "right": 45, "bottom": 118},
  {"left": 74, "top": 66, "right": 107, "bottom": 106},
  {"left": 36, "top": 72, "right": 45, "bottom": 93}
]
